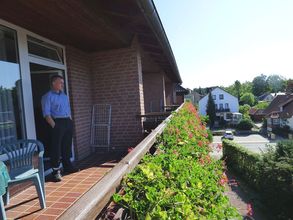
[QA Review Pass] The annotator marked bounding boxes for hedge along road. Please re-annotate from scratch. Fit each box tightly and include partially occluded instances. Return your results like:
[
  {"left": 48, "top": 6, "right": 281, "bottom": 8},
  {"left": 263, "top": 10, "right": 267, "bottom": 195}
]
[{"left": 212, "top": 134, "right": 275, "bottom": 153}]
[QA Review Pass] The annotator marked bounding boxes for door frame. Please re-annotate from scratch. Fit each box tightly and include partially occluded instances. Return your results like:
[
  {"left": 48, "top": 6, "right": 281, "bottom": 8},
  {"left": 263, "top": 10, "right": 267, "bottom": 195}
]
[{"left": 0, "top": 18, "right": 74, "bottom": 161}]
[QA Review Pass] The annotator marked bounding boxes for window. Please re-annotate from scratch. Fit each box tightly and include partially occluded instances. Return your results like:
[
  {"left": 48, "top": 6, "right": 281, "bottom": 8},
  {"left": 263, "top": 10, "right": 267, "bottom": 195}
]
[
  {"left": 225, "top": 103, "right": 229, "bottom": 109},
  {"left": 0, "top": 25, "right": 25, "bottom": 144},
  {"left": 215, "top": 104, "right": 218, "bottom": 109},
  {"left": 27, "top": 36, "right": 64, "bottom": 64},
  {"left": 272, "top": 118, "right": 280, "bottom": 125},
  {"left": 219, "top": 104, "right": 223, "bottom": 110},
  {"left": 212, "top": 95, "right": 216, "bottom": 100},
  {"left": 219, "top": 94, "right": 224, "bottom": 100}
]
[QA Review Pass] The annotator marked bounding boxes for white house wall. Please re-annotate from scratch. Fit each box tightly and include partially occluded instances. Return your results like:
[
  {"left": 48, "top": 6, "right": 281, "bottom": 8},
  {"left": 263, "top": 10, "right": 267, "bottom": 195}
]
[{"left": 199, "top": 87, "right": 239, "bottom": 116}]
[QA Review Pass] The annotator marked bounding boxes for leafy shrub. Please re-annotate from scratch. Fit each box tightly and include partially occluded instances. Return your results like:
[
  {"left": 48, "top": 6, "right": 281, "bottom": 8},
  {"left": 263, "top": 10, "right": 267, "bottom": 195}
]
[
  {"left": 206, "top": 129, "right": 213, "bottom": 142},
  {"left": 239, "top": 104, "right": 251, "bottom": 115},
  {"left": 253, "top": 101, "right": 269, "bottom": 110},
  {"left": 273, "top": 126, "right": 292, "bottom": 138},
  {"left": 200, "top": 115, "right": 209, "bottom": 124},
  {"left": 236, "top": 118, "right": 253, "bottom": 130},
  {"left": 240, "top": 92, "right": 255, "bottom": 106},
  {"left": 114, "top": 103, "right": 240, "bottom": 219},
  {"left": 223, "top": 140, "right": 293, "bottom": 219},
  {"left": 275, "top": 140, "right": 293, "bottom": 161},
  {"left": 222, "top": 140, "right": 261, "bottom": 186}
]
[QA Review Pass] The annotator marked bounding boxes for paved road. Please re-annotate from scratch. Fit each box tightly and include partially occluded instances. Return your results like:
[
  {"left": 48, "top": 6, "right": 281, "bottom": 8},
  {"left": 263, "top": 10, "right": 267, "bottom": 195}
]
[{"left": 212, "top": 134, "right": 275, "bottom": 153}]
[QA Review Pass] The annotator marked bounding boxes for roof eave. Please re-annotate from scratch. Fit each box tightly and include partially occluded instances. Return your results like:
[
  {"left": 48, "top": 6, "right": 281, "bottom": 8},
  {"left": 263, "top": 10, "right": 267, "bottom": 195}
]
[{"left": 135, "top": 0, "right": 182, "bottom": 83}]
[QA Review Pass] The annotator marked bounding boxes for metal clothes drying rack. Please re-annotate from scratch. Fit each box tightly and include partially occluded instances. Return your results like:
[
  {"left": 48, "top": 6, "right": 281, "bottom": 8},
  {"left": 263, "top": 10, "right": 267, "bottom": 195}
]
[{"left": 90, "top": 104, "right": 111, "bottom": 151}]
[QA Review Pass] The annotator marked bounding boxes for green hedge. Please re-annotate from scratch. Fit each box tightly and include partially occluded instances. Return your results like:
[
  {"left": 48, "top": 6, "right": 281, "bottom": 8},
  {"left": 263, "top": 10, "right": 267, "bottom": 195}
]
[
  {"left": 236, "top": 118, "right": 253, "bottom": 130},
  {"left": 113, "top": 103, "right": 240, "bottom": 219},
  {"left": 222, "top": 140, "right": 261, "bottom": 187},
  {"left": 223, "top": 140, "right": 293, "bottom": 219}
]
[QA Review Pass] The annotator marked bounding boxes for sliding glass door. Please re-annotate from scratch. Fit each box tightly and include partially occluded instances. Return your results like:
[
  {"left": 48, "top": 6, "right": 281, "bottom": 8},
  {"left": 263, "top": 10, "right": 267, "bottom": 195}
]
[{"left": 0, "top": 25, "right": 25, "bottom": 144}]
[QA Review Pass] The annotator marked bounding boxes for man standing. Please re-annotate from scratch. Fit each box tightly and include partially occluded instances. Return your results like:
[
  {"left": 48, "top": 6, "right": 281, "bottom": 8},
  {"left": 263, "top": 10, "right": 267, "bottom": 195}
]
[{"left": 41, "top": 75, "right": 78, "bottom": 182}]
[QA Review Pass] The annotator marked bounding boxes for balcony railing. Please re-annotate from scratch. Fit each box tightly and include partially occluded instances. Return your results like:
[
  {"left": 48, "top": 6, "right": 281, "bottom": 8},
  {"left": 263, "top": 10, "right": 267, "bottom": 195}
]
[{"left": 216, "top": 108, "right": 230, "bottom": 112}]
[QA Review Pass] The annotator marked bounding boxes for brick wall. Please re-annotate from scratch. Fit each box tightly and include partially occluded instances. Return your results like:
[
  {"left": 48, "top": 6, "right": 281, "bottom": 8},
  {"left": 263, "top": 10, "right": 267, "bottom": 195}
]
[
  {"left": 143, "top": 72, "right": 165, "bottom": 112},
  {"left": 165, "top": 77, "right": 175, "bottom": 105},
  {"left": 66, "top": 46, "right": 94, "bottom": 160},
  {"left": 176, "top": 95, "right": 184, "bottom": 104},
  {"left": 91, "top": 44, "right": 145, "bottom": 150}
]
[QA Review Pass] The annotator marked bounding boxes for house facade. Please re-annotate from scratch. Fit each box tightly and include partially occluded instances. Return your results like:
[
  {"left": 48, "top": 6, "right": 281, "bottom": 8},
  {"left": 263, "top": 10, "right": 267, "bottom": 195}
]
[
  {"left": 175, "top": 84, "right": 189, "bottom": 105},
  {"left": 185, "top": 91, "right": 203, "bottom": 106},
  {"left": 0, "top": 1, "right": 182, "bottom": 163},
  {"left": 199, "top": 87, "right": 239, "bottom": 122},
  {"left": 264, "top": 94, "right": 293, "bottom": 132},
  {"left": 258, "top": 92, "right": 286, "bottom": 102}
]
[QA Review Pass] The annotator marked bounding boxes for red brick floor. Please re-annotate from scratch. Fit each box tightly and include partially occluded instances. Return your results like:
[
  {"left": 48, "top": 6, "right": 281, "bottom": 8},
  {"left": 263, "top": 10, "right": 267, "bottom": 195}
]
[{"left": 4, "top": 152, "right": 122, "bottom": 220}]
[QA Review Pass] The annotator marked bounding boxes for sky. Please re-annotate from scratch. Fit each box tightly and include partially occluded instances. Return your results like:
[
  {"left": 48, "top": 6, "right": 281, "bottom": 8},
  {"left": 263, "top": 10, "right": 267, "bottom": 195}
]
[{"left": 153, "top": 0, "right": 293, "bottom": 89}]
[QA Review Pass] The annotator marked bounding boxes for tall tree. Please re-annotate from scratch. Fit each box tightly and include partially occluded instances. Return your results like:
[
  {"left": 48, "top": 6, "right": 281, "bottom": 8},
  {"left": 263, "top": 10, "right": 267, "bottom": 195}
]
[
  {"left": 234, "top": 80, "right": 241, "bottom": 100},
  {"left": 240, "top": 81, "right": 253, "bottom": 95},
  {"left": 252, "top": 74, "right": 270, "bottom": 96},
  {"left": 285, "top": 79, "right": 293, "bottom": 93},
  {"left": 206, "top": 93, "right": 216, "bottom": 128},
  {"left": 240, "top": 92, "right": 255, "bottom": 106},
  {"left": 266, "top": 74, "right": 286, "bottom": 93}
]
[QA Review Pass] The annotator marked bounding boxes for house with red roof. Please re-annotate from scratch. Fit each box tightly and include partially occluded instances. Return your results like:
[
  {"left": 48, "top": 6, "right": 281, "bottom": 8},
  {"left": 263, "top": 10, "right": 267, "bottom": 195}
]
[{"left": 263, "top": 94, "right": 293, "bottom": 134}]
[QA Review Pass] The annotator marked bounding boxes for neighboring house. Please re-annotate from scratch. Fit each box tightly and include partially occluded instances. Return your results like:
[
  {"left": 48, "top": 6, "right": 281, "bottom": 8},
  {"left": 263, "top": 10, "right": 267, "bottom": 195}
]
[
  {"left": 185, "top": 91, "right": 203, "bottom": 106},
  {"left": 175, "top": 84, "right": 189, "bottom": 105},
  {"left": 249, "top": 108, "right": 265, "bottom": 122},
  {"left": 199, "top": 87, "right": 239, "bottom": 123},
  {"left": 263, "top": 94, "right": 293, "bottom": 132},
  {"left": 0, "top": 1, "right": 182, "bottom": 163},
  {"left": 258, "top": 92, "right": 286, "bottom": 102}
]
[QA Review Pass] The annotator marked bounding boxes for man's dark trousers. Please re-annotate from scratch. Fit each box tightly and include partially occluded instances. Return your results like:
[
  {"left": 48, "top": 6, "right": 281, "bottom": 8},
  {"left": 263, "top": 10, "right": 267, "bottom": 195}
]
[{"left": 50, "top": 118, "right": 73, "bottom": 170}]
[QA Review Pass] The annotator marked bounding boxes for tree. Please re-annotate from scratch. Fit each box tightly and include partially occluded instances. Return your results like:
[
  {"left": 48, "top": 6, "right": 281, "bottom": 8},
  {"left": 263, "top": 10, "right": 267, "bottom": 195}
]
[
  {"left": 240, "top": 81, "right": 253, "bottom": 95},
  {"left": 239, "top": 104, "right": 251, "bottom": 116},
  {"left": 240, "top": 92, "right": 255, "bottom": 106},
  {"left": 266, "top": 74, "right": 286, "bottom": 93},
  {"left": 206, "top": 93, "right": 216, "bottom": 128},
  {"left": 286, "top": 79, "right": 293, "bottom": 93},
  {"left": 252, "top": 74, "right": 270, "bottom": 96},
  {"left": 253, "top": 101, "right": 269, "bottom": 110},
  {"left": 234, "top": 80, "right": 241, "bottom": 100},
  {"left": 224, "top": 80, "right": 242, "bottom": 99}
]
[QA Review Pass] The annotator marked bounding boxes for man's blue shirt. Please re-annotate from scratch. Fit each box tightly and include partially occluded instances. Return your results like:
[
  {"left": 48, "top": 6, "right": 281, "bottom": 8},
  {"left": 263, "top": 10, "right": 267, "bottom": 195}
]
[{"left": 41, "top": 90, "right": 71, "bottom": 118}]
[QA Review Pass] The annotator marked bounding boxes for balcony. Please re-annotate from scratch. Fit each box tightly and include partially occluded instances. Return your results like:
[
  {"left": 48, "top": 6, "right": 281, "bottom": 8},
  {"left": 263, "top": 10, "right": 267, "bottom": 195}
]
[{"left": 216, "top": 108, "right": 230, "bottom": 113}]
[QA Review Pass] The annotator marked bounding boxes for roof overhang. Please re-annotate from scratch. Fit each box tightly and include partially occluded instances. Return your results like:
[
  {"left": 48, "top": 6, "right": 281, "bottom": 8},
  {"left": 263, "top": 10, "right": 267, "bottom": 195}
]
[{"left": 0, "top": 0, "right": 181, "bottom": 83}]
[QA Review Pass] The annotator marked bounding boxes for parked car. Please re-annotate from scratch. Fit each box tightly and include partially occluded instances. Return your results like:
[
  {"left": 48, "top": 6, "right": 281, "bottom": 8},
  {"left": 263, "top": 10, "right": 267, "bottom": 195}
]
[{"left": 221, "top": 130, "right": 234, "bottom": 140}]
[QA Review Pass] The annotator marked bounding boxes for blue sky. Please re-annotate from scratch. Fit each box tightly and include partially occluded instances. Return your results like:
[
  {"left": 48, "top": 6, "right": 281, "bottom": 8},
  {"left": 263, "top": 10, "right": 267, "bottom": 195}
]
[{"left": 153, "top": 0, "right": 293, "bottom": 89}]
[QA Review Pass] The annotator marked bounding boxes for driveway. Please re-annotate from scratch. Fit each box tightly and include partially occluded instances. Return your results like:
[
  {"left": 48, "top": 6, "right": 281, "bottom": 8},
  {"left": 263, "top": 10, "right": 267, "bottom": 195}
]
[{"left": 212, "top": 134, "right": 275, "bottom": 153}]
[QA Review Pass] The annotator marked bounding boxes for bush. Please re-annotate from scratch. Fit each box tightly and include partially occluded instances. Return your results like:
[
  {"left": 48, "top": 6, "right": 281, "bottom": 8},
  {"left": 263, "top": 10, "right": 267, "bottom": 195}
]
[
  {"left": 222, "top": 140, "right": 261, "bottom": 186},
  {"left": 206, "top": 129, "right": 213, "bottom": 142},
  {"left": 253, "top": 101, "right": 269, "bottom": 110},
  {"left": 273, "top": 126, "right": 292, "bottom": 138},
  {"left": 223, "top": 140, "right": 293, "bottom": 219},
  {"left": 114, "top": 103, "right": 240, "bottom": 219},
  {"left": 239, "top": 104, "right": 251, "bottom": 115},
  {"left": 200, "top": 115, "right": 209, "bottom": 124},
  {"left": 236, "top": 118, "right": 253, "bottom": 130}
]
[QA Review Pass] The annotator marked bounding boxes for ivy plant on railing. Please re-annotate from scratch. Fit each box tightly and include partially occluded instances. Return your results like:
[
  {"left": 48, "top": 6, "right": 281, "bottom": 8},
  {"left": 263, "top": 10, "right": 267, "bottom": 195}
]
[{"left": 113, "top": 103, "right": 240, "bottom": 219}]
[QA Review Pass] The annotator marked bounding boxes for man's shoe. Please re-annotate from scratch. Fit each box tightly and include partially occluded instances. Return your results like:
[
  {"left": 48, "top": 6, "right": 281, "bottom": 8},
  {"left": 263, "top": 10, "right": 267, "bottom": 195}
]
[{"left": 52, "top": 170, "right": 62, "bottom": 182}]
